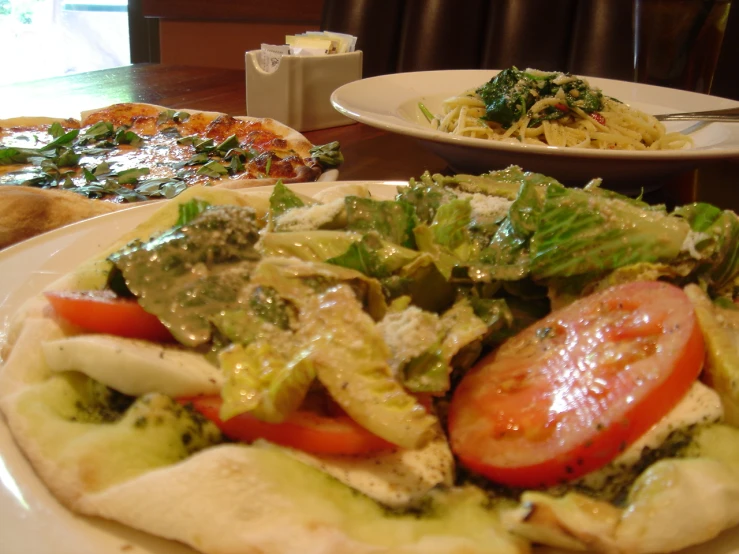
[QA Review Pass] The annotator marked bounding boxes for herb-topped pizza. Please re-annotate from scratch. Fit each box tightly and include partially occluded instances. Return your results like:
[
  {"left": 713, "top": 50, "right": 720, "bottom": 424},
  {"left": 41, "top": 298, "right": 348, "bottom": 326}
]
[
  {"left": 2, "top": 169, "right": 739, "bottom": 554},
  {"left": 0, "top": 103, "right": 342, "bottom": 248}
]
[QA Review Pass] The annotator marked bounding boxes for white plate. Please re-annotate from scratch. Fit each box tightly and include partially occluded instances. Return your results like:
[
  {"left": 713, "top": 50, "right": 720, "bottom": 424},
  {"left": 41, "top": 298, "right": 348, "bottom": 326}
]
[
  {"left": 331, "top": 69, "right": 739, "bottom": 184},
  {"left": 1, "top": 180, "right": 738, "bottom": 554}
]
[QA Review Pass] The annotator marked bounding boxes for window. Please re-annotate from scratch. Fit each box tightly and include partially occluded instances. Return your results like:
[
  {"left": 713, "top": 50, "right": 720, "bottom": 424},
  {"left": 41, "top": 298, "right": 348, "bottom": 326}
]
[{"left": 0, "top": 0, "right": 131, "bottom": 85}]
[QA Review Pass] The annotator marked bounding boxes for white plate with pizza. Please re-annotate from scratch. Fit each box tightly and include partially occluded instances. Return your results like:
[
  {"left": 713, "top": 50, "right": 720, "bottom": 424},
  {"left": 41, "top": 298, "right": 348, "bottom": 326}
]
[
  {"left": 0, "top": 102, "right": 341, "bottom": 250},
  {"left": 2, "top": 178, "right": 739, "bottom": 554},
  {"left": 331, "top": 69, "right": 739, "bottom": 184}
]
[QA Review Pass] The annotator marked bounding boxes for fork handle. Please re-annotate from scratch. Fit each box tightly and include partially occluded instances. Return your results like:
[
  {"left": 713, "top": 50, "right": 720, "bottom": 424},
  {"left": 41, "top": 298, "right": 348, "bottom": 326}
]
[{"left": 655, "top": 106, "right": 739, "bottom": 122}]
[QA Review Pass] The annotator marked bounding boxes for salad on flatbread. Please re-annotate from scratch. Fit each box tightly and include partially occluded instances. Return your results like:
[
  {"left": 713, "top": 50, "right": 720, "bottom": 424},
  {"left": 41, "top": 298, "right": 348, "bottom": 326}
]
[{"left": 1, "top": 167, "right": 739, "bottom": 554}]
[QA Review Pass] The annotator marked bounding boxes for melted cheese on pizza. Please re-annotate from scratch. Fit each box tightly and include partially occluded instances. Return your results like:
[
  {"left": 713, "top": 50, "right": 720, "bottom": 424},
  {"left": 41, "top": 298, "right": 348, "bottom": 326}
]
[{"left": 0, "top": 104, "right": 323, "bottom": 203}]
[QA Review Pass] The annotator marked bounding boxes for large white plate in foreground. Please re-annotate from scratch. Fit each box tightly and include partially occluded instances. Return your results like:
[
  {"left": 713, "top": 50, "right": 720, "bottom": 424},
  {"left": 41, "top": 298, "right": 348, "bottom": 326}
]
[
  {"left": 331, "top": 70, "right": 739, "bottom": 184},
  {"left": 1, "top": 181, "right": 738, "bottom": 554}
]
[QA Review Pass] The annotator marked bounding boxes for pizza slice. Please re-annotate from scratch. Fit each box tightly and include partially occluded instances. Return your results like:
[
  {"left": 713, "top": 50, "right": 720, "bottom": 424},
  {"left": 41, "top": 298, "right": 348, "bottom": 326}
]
[{"left": 0, "top": 103, "right": 342, "bottom": 248}]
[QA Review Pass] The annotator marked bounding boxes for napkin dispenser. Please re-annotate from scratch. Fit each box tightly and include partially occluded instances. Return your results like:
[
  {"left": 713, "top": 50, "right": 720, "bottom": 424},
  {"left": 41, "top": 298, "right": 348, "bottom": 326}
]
[{"left": 245, "top": 50, "right": 362, "bottom": 132}]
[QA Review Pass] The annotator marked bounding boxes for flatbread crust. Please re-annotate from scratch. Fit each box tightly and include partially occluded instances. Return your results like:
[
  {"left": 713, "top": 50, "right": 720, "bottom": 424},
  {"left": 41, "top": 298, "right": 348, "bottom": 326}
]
[
  {"left": 0, "top": 103, "right": 338, "bottom": 249},
  {"left": 0, "top": 185, "right": 526, "bottom": 554},
  {"left": 0, "top": 186, "right": 124, "bottom": 247},
  {"left": 2, "top": 184, "right": 739, "bottom": 554}
]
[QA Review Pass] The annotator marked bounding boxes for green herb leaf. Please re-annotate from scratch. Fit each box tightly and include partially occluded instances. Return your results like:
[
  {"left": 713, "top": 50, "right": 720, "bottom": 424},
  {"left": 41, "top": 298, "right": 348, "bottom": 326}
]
[
  {"left": 55, "top": 148, "right": 81, "bottom": 167},
  {"left": 39, "top": 128, "right": 80, "bottom": 151},
  {"left": 81, "top": 167, "right": 95, "bottom": 183},
  {"left": 176, "top": 135, "right": 197, "bottom": 146},
  {"left": 269, "top": 180, "right": 306, "bottom": 218},
  {"left": 309, "top": 141, "right": 343, "bottom": 168},
  {"left": 173, "top": 110, "right": 190, "bottom": 123},
  {"left": 135, "top": 178, "right": 188, "bottom": 199},
  {"left": 117, "top": 167, "right": 150, "bottom": 184},
  {"left": 0, "top": 147, "right": 47, "bottom": 165},
  {"left": 175, "top": 152, "right": 209, "bottom": 168},
  {"left": 157, "top": 109, "right": 190, "bottom": 125},
  {"left": 80, "top": 121, "right": 114, "bottom": 142},
  {"left": 196, "top": 160, "right": 228, "bottom": 178},
  {"left": 176, "top": 198, "right": 212, "bottom": 226},
  {"left": 194, "top": 138, "right": 215, "bottom": 153},
  {"left": 48, "top": 122, "right": 65, "bottom": 139},
  {"left": 157, "top": 109, "right": 176, "bottom": 126},
  {"left": 215, "top": 134, "right": 239, "bottom": 154},
  {"left": 92, "top": 161, "right": 113, "bottom": 178},
  {"left": 418, "top": 102, "right": 435, "bottom": 123},
  {"left": 115, "top": 127, "right": 143, "bottom": 147},
  {"left": 229, "top": 155, "right": 244, "bottom": 174}
]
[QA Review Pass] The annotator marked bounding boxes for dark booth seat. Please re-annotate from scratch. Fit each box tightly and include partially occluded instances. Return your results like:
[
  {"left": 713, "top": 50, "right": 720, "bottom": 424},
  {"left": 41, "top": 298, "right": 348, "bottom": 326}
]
[{"left": 320, "top": 0, "right": 738, "bottom": 100}]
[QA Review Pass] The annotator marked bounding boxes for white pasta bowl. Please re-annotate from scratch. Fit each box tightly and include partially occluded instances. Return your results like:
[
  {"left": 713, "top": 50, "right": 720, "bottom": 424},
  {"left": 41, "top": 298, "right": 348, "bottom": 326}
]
[{"left": 331, "top": 69, "right": 739, "bottom": 186}]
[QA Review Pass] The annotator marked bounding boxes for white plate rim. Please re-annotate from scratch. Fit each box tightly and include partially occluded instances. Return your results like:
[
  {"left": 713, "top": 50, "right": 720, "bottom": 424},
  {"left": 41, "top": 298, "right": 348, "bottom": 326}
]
[{"left": 331, "top": 69, "right": 739, "bottom": 162}]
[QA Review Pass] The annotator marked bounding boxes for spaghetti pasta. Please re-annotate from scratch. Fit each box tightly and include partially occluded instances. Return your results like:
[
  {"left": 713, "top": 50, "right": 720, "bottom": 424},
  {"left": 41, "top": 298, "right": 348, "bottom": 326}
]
[{"left": 425, "top": 68, "right": 692, "bottom": 151}]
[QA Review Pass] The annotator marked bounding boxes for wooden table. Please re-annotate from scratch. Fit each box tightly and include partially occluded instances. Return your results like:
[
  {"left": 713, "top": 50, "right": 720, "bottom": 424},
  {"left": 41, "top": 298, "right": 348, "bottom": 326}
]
[{"left": 2, "top": 64, "right": 737, "bottom": 210}]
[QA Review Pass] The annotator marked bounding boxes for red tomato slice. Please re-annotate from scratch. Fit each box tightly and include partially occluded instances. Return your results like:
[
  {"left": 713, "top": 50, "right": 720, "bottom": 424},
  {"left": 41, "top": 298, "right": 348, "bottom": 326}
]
[
  {"left": 590, "top": 112, "right": 606, "bottom": 125},
  {"left": 182, "top": 395, "right": 395, "bottom": 456},
  {"left": 448, "top": 281, "right": 704, "bottom": 488},
  {"left": 44, "top": 291, "right": 172, "bottom": 342}
]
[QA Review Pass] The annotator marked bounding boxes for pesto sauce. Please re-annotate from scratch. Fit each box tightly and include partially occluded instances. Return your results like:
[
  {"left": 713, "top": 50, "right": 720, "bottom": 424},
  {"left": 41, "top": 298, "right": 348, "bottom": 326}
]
[
  {"left": 109, "top": 205, "right": 262, "bottom": 347},
  {"left": 553, "top": 425, "right": 699, "bottom": 506},
  {"left": 70, "top": 377, "right": 135, "bottom": 424},
  {"left": 453, "top": 425, "right": 702, "bottom": 508}
]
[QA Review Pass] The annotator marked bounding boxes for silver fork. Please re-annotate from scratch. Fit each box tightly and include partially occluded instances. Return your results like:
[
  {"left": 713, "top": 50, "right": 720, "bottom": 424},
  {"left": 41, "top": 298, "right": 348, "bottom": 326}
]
[{"left": 654, "top": 106, "right": 739, "bottom": 122}]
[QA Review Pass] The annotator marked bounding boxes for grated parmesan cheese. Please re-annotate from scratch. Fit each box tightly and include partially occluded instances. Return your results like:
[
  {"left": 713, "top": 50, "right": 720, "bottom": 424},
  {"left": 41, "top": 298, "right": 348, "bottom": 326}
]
[
  {"left": 454, "top": 191, "right": 512, "bottom": 223},
  {"left": 378, "top": 307, "right": 441, "bottom": 375},
  {"left": 680, "top": 230, "right": 711, "bottom": 260},
  {"left": 274, "top": 198, "right": 345, "bottom": 232}
]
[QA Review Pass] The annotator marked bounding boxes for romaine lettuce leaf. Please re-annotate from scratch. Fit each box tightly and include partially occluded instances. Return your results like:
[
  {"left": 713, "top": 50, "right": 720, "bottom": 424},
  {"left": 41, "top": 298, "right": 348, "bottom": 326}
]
[
  {"left": 675, "top": 203, "right": 739, "bottom": 297},
  {"left": 260, "top": 231, "right": 362, "bottom": 262},
  {"left": 528, "top": 183, "right": 689, "bottom": 279},
  {"left": 108, "top": 205, "right": 262, "bottom": 347},
  {"left": 304, "top": 285, "right": 439, "bottom": 449},
  {"left": 269, "top": 180, "right": 307, "bottom": 219},
  {"left": 344, "top": 196, "right": 417, "bottom": 248},
  {"left": 378, "top": 300, "right": 489, "bottom": 394},
  {"left": 219, "top": 341, "right": 315, "bottom": 423}
]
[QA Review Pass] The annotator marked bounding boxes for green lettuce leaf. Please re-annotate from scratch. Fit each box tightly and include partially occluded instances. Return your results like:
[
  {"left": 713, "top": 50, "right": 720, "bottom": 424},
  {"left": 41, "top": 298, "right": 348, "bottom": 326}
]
[
  {"left": 675, "top": 203, "right": 739, "bottom": 297},
  {"left": 260, "top": 231, "right": 362, "bottom": 262},
  {"left": 528, "top": 183, "right": 690, "bottom": 279},
  {"left": 303, "top": 285, "right": 439, "bottom": 449},
  {"left": 326, "top": 233, "right": 420, "bottom": 279},
  {"left": 269, "top": 181, "right": 308, "bottom": 220},
  {"left": 219, "top": 341, "right": 315, "bottom": 423},
  {"left": 108, "top": 205, "right": 262, "bottom": 347},
  {"left": 344, "top": 196, "right": 418, "bottom": 248}
]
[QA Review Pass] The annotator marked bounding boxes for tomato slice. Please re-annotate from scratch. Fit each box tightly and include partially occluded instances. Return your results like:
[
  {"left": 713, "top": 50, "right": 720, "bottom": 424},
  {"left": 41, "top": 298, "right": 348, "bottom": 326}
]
[
  {"left": 448, "top": 281, "right": 704, "bottom": 488},
  {"left": 44, "top": 291, "right": 172, "bottom": 342},
  {"left": 590, "top": 112, "right": 606, "bottom": 125},
  {"left": 182, "top": 395, "right": 395, "bottom": 456}
]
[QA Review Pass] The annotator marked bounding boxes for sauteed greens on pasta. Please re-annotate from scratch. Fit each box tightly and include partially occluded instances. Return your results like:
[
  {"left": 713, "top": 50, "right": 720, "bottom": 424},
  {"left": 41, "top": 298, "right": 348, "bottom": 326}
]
[{"left": 422, "top": 67, "right": 692, "bottom": 150}]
